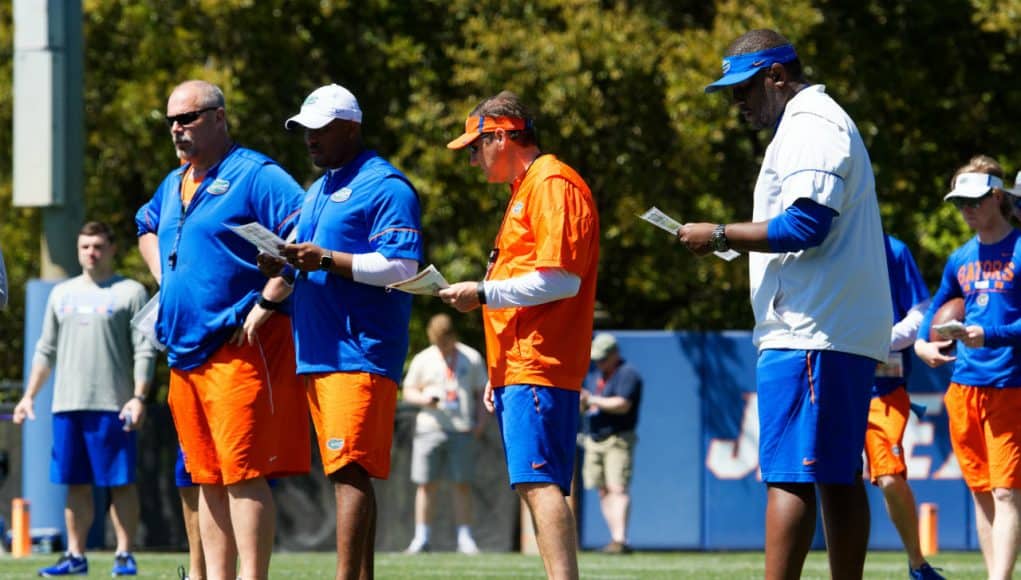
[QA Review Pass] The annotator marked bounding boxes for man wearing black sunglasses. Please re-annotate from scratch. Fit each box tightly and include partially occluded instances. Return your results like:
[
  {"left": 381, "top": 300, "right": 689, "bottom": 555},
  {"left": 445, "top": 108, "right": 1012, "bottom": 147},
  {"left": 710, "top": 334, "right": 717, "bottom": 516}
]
[{"left": 136, "top": 80, "right": 311, "bottom": 580}]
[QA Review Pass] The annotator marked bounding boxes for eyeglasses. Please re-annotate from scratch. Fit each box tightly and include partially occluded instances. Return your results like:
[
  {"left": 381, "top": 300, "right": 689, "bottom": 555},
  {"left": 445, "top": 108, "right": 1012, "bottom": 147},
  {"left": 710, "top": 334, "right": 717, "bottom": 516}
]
[
  {"left": 165, "top": 106, "right": 218, "bottom": 128},
  {"left": 468, "top": 132, "right": 494, "bottom": 154},
  {"left": 950, "top": 193, "right": 991, "bottom": 210}
]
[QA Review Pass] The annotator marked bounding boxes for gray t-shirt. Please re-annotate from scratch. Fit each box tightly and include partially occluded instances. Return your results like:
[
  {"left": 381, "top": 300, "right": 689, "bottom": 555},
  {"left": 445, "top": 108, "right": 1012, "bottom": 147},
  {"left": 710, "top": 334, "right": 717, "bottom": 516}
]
[
  {"left": 404, "top": 342, "right": 487, "bottom": 434},
  {"left": 33, "top": 274, "right": 156, "bottom": 413}
]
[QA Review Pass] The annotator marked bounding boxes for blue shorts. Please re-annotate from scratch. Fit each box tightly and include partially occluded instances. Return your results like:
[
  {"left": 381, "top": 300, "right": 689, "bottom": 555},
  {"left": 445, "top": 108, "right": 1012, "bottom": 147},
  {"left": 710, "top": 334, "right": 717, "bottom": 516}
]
[
  {"left": 757, "top": 349, "right": 873, "bottom": 484},
  {"left": 175, "top": 447, "right": 196, "bottom": 488},
  {"left": 51, "top": 411, "right": 136, "bottom": 486},
  {"left": 494, "top": 385, "right": 579, "bottom": 495}
]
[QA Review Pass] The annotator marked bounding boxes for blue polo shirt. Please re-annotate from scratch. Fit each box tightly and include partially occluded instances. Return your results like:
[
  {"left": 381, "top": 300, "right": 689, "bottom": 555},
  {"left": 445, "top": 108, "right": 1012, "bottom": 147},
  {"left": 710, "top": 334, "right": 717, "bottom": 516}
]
[
  {"left": 291, "top": 150, "right": 422, "bottom": 382},
  {"left": 135, "top": 145, "right": 304, "bottom": 370},
  {"left": 873, "top": 235, "right": 930, "bottom": 397}
]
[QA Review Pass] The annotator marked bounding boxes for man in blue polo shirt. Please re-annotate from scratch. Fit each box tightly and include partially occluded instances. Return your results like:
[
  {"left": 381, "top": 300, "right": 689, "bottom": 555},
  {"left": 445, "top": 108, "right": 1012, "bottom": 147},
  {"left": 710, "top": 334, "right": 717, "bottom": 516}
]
[
  {"left": 260, "top": 83, "right": 422, "bottom": 579},
  {"left": 136, "top": 79, "right": 310, "bottom": 580}
]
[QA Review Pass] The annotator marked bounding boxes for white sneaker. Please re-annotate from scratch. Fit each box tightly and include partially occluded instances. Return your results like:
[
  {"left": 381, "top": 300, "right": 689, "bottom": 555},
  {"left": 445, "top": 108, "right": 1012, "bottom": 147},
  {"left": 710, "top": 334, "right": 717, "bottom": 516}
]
[
  {"left": 404, "top": 537, "right": 430, "bottom": 554},
  {"left": 457, "top": 535, "right": 480, "bottom": 555}
]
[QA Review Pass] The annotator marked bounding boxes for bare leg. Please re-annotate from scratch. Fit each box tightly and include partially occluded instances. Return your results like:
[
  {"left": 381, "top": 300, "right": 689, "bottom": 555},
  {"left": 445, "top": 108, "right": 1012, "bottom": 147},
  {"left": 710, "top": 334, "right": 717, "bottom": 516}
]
[
  {"left": 65, "top": 484, "right": 94, "bottom": 556},
  {"left": 414, "top": 483, "right": 436, "bottom": 528},
  {"left": 517, "top": 482, "right": 579, "bottom": 580},
  {"left": 974, "top": 490, "right": 996, "bottom": 573},
  {"left": 227, "top": 477, "right": 275, "bottom": 580},
  {"left": 764, "top": 482, "right": 815, "bottom": 580},
  {"left": 989, "top": 487, "right": 1021, "bottom": 580},
  {"left": 818, "top": 480, "right": 870, "bottom": 580},
  {"left": 598, "top": 485, "right": 630, "bottom": 544},
  {"left": 109, "top": 484, "right": 139, "bottom": 554},
  {"left": 452, "top": 482, "right": 473, "bottom": 527},
  {"left": 332, "top": 463, "right": 376, "bottom": 580},
  {"left": 199, "top": 484, "right": 238, "bottom": 580},
  {"left": 180, "top": 486, "right": 207, "bottom": 580},
  {"left": 876, "top": 474, "right": 925, "bottom": 568}
]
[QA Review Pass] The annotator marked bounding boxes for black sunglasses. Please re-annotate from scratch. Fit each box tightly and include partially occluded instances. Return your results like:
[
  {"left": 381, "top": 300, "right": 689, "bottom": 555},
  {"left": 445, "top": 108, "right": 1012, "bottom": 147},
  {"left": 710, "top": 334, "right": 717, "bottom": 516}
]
[
  {"left": 950, "top": 192, "right": 991, "bottom": 210},
  {"left": 468, "top": 132, "right": 495, "bottom": 154},
  {"left": 165, "top": 106, "right": 218, "bottom": 128}
]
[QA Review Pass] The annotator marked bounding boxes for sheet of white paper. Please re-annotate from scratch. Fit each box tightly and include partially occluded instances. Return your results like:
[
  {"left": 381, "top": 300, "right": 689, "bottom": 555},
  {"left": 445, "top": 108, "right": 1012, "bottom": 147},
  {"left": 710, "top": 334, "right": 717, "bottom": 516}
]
[
  {"left": 933, "top": 320, "right": 965, "bottom": 338},
  {"left": 228, "top": 223, "right": 286, "bottom": 258},
  {"left": 639, "top": 207, "right": 741, "bottom": 262},
  {"left": 131, "top": 292, "right": 166, "bottom": 351},
  {"left": 387, "top": 264, "right": 450, "bottom": 296}
]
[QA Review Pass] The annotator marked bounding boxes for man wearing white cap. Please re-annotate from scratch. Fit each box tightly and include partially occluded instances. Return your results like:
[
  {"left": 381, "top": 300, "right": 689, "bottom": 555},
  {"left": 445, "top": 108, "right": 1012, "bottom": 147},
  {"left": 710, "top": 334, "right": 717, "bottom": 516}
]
[
  {"left": 260, "top": 83, "right": 423, "bottom": 579},
  {"left": 678, "top": 29, "right": 892, "bottom": 579},
  {"left": 915, "top": 156, "right": 1021, "bottom": 580}
]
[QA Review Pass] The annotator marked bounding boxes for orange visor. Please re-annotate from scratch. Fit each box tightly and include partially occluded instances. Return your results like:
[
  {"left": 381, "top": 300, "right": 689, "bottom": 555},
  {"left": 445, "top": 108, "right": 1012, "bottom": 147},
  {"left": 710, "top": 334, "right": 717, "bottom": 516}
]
[{"left": 447, "top": 115, "right": 532, "bottom": 149}]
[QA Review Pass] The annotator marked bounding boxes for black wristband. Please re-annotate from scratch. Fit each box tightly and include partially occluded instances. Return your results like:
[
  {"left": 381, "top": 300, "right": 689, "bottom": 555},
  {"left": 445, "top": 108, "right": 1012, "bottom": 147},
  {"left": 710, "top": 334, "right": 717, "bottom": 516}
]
[
  {"left": 258, "top": 295, "right": 284, "bottom": 311},
  {"left": 132, "top": 395, "right": 146, "bottom": 404},
  {"left": 477, "top": 281, "right": 487, "bottom": 305}
]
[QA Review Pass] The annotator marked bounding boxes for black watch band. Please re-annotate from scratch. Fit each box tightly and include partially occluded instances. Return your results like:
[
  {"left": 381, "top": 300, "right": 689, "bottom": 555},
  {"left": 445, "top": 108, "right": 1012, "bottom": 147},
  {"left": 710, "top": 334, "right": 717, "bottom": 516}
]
[
  {"left": 477, "top": 281, "right": 487, "bottom": 305},
  {"left": 258, "top": 295, "right": 284, "bottom": 311},
  {"left": 319, "top": 250, "right": 333, "bottom": 271}
]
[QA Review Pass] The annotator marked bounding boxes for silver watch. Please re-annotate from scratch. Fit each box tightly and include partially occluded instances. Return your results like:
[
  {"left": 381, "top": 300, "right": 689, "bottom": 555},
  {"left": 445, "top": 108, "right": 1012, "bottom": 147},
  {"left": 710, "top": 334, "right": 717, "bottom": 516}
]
[{"left": 710, "top": 224, "right": 729, "bottom": 252}]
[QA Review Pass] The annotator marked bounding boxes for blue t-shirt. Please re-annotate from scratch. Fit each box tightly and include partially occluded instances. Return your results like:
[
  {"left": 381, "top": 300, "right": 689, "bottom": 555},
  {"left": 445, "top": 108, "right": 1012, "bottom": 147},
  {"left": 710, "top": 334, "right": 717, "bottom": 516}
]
[
  {"left": 920, "top": 228, "right": 1021, "bottom": 388},
  {"left": 873, "top": 235, "right": 931, "bottom": 397},
  {"left": 582, "top": 361, "right": 642, "bottom": 440},
  {"left": 135, "top": 145, "right": 304, "bottom": 370},
  {"left": 291, "top": 150, "right": 422, "bottom": 382}
]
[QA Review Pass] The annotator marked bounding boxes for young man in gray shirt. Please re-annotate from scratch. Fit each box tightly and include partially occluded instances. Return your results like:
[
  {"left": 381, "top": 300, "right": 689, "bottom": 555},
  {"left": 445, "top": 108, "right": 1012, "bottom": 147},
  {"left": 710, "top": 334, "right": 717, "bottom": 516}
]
[{"left": 14, "top": 221, "right": 155, "bottom": 577}]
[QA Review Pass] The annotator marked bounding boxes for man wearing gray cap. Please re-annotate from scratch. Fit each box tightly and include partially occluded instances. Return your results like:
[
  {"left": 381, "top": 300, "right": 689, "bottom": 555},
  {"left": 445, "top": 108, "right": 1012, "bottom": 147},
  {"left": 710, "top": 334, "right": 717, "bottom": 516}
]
[
  {"left": 580, "top": 333, "right": 642, "bottom": 555},
  {"left": 260, "top": 83, "right": 423, "bottom": 579}
]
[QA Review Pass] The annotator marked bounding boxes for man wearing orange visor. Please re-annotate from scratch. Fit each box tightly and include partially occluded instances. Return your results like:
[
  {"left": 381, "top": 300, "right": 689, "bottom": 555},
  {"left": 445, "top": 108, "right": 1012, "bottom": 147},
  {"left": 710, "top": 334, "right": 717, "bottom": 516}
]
[{"left": 440, "top": 91, "right": 600, "bottom": 580}]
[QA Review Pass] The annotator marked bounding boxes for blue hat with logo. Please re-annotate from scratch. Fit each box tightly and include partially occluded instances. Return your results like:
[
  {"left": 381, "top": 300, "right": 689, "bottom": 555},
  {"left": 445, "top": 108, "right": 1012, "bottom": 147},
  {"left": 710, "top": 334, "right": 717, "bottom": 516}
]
[{"left": 705, "top": 44, "right": 798, "bottom": 94}]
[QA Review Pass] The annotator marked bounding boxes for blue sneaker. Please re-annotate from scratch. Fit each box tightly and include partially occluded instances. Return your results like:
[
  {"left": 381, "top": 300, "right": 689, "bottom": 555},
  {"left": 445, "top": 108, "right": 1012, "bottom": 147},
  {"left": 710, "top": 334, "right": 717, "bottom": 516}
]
[
  {"left": 112, "top": 552, "right": 138, "bottom": 576},
  {"left": 909, "top": 562, "right": 945, "bottom": 579},
  {"left": 38, "top": 553, "right": 88, "bottom": 576}
]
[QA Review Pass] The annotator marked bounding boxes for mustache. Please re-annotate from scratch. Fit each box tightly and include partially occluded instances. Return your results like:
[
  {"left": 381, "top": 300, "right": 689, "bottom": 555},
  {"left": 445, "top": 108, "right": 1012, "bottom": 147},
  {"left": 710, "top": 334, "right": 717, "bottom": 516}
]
[{"left": 174, "top": 137, "right": 192, "bottom": 147}]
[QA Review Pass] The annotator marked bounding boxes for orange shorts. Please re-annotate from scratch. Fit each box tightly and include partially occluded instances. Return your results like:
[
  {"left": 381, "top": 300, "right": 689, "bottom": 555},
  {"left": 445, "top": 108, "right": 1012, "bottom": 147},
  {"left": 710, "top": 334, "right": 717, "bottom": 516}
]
[
  {"left": 945, "top": 382, "right": 1021, "bottom": 491},
  {"left": 864, "top": 386, "right": 910, "bottom": 483},
  {"left": 169, "top": 315, "right": 311, "bottom": 485},
  {"left": 305, "top": 371, "right": 398, "bottom": 479}
]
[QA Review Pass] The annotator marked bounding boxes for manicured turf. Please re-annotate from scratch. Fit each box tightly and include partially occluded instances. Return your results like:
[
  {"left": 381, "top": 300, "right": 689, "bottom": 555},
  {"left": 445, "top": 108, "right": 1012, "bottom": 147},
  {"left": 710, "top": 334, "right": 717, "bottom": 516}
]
[{"left": 0, "top": 549, "right": 987, "bottom": 578}]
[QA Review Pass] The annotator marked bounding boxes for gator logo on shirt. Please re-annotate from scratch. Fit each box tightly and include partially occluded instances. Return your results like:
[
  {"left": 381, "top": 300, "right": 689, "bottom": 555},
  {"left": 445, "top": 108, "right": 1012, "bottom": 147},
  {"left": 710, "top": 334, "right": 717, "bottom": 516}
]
[
  {"left": 326, "top": 438, "right": 345, "bottom": 451},
  {"left": 330, "top": 188, "right": 352, "bottom": 203},
  {"left": 977, "top": 293, "right": 990, "bottom": 307},
  {"left": 512, "top": 201, "right": 524, "bottom": 214},
  {"left": 207, "top": 179, "right": 230, "bottom": 195}
]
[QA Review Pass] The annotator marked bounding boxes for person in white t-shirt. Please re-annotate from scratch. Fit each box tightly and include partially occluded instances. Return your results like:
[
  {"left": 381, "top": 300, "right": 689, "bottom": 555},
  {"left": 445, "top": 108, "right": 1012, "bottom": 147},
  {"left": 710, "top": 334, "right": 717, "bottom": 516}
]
[
  {"left": 678, "top": 29, "right": 899, "bottom": 580},
  {"left": 402, "top": 313, "right": 488, "bottom": 554}
]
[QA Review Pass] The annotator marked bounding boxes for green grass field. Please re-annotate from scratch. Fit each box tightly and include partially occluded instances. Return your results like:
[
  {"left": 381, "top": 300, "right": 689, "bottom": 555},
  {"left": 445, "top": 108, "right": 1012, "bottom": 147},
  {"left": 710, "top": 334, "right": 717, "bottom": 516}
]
[{"left": 0, "top": 550, "right": 988, "bottom": 579}]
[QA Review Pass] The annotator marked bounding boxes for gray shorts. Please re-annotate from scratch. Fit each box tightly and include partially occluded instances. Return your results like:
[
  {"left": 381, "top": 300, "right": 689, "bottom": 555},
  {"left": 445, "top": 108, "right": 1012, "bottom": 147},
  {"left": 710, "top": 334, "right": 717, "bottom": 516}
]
[{"left": 410, "top": 431, "right": 477, "bottom": 484}]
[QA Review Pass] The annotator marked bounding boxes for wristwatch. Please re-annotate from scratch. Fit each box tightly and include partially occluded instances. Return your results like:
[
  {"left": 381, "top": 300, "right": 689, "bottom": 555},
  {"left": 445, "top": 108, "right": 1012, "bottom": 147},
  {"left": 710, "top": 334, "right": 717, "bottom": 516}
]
[
  {"left": 710, "top": 224, "right": 730, "bottom": 252},
  {"left": 319, "top": 250, "right": 333, "bottom": 271}
]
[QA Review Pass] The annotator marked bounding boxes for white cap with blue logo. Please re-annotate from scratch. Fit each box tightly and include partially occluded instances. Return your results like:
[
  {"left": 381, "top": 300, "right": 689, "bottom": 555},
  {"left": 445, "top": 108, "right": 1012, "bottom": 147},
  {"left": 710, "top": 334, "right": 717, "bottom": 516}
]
[{"left": 285, "top": 83, "right": 362, "bottom": 130}]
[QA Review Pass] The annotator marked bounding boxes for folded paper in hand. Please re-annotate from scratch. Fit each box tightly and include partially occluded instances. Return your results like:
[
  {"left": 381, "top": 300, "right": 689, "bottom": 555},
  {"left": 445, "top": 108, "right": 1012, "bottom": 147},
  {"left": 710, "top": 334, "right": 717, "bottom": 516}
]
[
  {"left": 639, "top": 206, "right": 740, "bottom": 262},
  {"left": 131, "top": 292, "right": 166, "bottom": 351},
  {"left": 387, "top": 265, "right": 450, "bottom": 296},
  {"left": 227, "top": 223, "right": 286, "bottom": 258}
]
